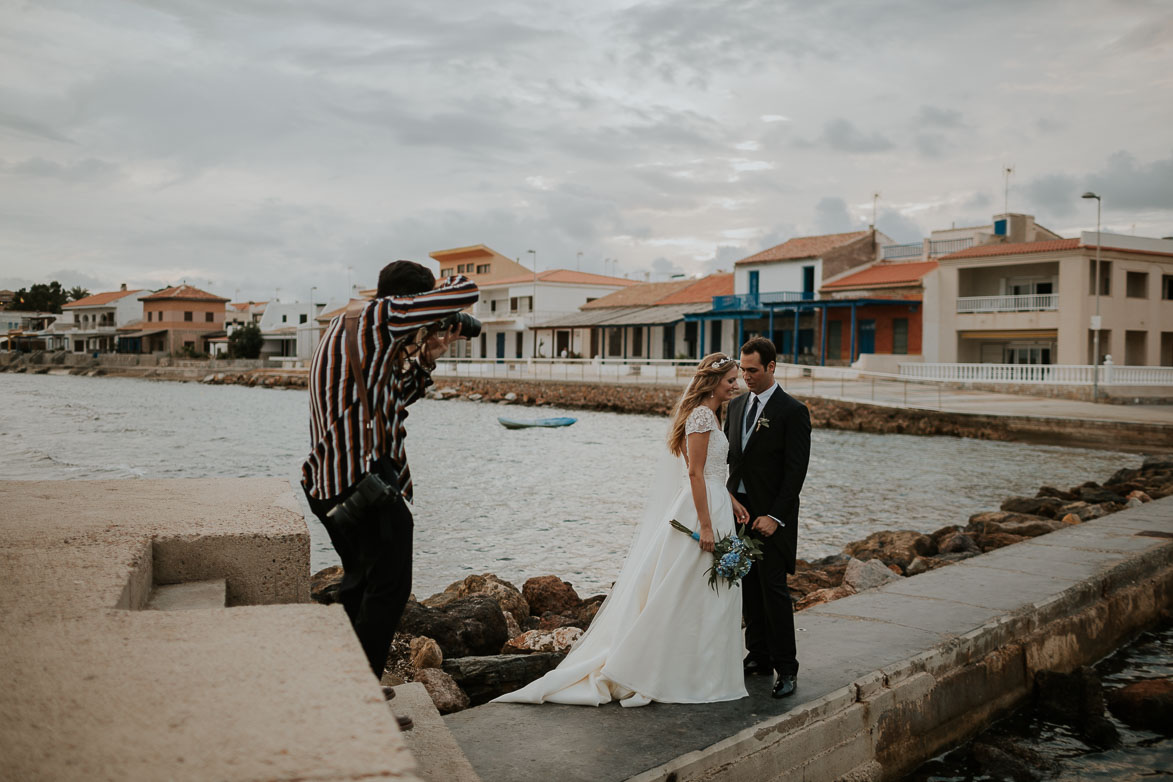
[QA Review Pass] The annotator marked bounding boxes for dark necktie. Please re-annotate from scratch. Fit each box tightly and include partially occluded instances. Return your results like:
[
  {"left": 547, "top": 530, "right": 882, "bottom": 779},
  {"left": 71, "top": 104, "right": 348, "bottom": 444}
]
[{"left": 744, "top": 396, "right": 760, "bottom": 441}]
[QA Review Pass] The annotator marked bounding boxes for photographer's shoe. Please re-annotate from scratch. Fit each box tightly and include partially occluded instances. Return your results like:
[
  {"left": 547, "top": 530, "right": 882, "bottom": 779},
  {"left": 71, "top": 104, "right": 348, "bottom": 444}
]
[
  {"left": 382, "top": 686, "right": 396, "bottom": 701},
  {"left": 394, "top": 713, "right": 414, "bottom": 731}
]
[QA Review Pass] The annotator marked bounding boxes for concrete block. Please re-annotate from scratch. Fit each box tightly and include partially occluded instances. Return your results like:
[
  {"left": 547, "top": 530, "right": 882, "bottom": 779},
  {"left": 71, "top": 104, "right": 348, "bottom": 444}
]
[
  {"left": 146, "top": 578, "right": 226, "bottom": 611},
  {"left": 396, "top": 683, "right": 481, "bottom": 782}
]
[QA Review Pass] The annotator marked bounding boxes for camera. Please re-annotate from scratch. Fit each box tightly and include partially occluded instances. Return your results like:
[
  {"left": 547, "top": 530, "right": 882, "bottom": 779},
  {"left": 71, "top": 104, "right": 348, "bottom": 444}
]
[
  {"left": 440, "top": 311, "right": 482, "bottom": 339},
  {"left": 326, "top": 470, "right": 399, "bottom": 528}
]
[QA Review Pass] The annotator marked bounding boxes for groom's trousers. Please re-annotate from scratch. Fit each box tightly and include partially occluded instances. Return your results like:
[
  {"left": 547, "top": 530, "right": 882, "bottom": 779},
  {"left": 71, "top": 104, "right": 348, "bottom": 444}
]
[
  {"left": 736, "top": 492, "right": 799, "bottom": 677},
  {"left": 305, "top": 476, "right": 414, "bottom": 679}
]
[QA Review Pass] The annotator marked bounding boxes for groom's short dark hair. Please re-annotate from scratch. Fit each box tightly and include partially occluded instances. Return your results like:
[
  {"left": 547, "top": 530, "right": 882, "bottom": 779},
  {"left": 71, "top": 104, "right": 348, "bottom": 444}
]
[{"left": 741, "top": 336, "right": 777, "bottom": 367}]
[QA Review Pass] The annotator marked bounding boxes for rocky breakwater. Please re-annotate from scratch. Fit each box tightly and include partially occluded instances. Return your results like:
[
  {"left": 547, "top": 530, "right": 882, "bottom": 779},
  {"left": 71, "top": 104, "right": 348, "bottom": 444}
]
[
  {"left": 310, "top": 569, "right": 603, "bottom": 714},
  {"left": 202, "top": 369, "right": 308, "bottom": 389},
  {"left": 426, "top": 380, "right": 681, "bottom": 416},
  {"left": 787, "top": 455, "right": 1170, "bottom": 612}
]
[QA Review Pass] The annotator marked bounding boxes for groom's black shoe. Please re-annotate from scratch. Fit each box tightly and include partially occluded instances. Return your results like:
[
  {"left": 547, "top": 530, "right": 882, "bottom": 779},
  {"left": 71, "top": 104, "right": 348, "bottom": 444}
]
[
  {"left": 743, "top": 657, "right": 772, "bottom": 676},
  {"left": 771, "top": 674, "right": 797, "bottom": 698}
]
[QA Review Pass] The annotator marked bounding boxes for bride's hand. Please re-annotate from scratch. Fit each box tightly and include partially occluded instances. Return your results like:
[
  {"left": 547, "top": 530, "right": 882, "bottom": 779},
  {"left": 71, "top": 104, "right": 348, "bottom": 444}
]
[{"left": 698, "top": 524, "right": 715, "bottom": 553}]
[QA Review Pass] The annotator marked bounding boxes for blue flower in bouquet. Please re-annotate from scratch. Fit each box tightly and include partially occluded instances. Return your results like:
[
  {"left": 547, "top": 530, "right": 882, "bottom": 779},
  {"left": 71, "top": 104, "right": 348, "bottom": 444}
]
[{"left": 668, "top": 518, "right": 765, "bottom": 592}]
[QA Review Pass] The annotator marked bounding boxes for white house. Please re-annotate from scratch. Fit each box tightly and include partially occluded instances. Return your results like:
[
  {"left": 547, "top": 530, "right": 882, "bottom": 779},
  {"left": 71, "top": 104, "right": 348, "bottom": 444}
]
[
  {"left": 59, "top": 285, "right": 145, "bottom": 353},
  {"left": 257, "top": 302, "right": 324, "bottom": 360}
]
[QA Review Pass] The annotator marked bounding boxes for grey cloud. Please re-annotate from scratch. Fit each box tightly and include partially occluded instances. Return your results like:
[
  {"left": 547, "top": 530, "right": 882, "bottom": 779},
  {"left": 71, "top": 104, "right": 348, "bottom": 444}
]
[
  {"left": 1105, "top": 12, "right": 1173, "bottom": 54},
  {"left": 915, "top": 133, "right": 947, "bottom": 159},
  {"left": 1023, "top": 173, "right": 1080, "bottom": 217},
  {"left": 7, "top": 157, "right": 120, "bottom": 183},
  {"left": 916, "top": 105, "right": 963, "bottom": 128},
  {"left": 650, "top": 256, "right": 685, "bottom": 279},
  {"left": 813, "top": 197, "right": 855, "bottom": 234},
  {"left": 821, "top": 119, "right": 894, "bottom": 154},
  {"left": 875, "top": 209, "right": 923, "bottom": 244},
  {"left": 1036, "top": 117, "right": 1065, "bottom": 133},
  {"left": 1023, "top": 152, "right": 1173, "bottom": 218},
  {"left": 0, "top": 110, "right": 74, "bottom": 144},
  {"left": 964, "top": 192, "right": 992, "bottom": 210}
]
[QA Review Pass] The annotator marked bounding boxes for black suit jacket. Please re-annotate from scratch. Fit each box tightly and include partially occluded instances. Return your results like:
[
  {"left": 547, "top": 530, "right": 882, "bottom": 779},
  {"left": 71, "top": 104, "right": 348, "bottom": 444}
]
[{"left": 725, "top": 386, "right": 811, "bottom": 574}]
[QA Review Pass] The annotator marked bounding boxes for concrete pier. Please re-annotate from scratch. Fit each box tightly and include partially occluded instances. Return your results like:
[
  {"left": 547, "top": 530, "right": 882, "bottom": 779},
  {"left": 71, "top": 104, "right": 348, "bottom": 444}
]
[
  {"left": 446, "top": 496, "right": 1173, "bottom": 781},
  {"left": 0, "top": 479, "right": 422, "bottom": 782}
]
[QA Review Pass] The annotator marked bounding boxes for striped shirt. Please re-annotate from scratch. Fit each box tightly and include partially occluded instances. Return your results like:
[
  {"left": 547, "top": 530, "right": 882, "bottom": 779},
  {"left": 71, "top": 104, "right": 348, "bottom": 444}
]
[{"left": 301, "top": 275, "right": 479, "bottom": 502}]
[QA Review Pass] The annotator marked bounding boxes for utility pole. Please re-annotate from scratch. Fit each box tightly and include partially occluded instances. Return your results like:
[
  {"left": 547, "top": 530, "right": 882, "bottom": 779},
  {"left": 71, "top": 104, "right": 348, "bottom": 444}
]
[
  {"left": 1003, "top": 166, "right": 1014, "bottom": 214},
  {"left": 1082, "top": 192, "right": 1102, "bottom": 401}
]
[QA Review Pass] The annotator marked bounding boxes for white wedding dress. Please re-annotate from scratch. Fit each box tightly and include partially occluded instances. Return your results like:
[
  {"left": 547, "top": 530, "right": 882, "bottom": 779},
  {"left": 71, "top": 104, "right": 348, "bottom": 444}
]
[{"left": 493, "top": 405, "right": 747, "bottom": 707}]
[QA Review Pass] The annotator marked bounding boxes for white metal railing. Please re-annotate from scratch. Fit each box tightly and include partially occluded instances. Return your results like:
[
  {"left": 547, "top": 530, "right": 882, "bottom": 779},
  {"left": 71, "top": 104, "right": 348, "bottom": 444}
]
[
  {"left": 433, "top": 357, "right": 697, "bottom": 385},
  {"left": 956, "top": 294, "right": 1059, "bottom": 313},
  {"left": 899, "top": 363, "right": 1173, "bottom": 386},
  {"left": 929, "top": 237, "right": 974, "bottom": 255},
  {"left": 881, "top": 243, "right": 922, "bottom": 260}
]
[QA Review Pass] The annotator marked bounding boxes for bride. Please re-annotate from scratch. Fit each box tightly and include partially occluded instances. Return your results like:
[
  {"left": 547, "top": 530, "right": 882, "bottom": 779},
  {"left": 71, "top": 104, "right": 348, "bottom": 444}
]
[{"left": 494, "top": 353, "right": 750, "bottom": 707}]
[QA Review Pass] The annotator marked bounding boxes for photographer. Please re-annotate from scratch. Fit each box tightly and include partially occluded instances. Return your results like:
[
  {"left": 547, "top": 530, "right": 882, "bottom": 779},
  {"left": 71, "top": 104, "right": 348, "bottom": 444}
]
[{"left": 302, "top": 260, "right": 479, "bottom": 704}]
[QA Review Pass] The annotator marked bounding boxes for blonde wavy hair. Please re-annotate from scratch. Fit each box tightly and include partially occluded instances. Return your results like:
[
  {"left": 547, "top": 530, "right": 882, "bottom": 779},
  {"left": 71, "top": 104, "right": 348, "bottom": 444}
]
[{"left": 667, "top": 352, "right": 739, "bottom": 458}]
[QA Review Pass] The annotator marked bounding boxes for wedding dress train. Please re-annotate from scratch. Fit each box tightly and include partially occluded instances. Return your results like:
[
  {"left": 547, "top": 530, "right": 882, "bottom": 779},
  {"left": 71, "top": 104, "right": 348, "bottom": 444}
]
[{"left": 493, "top": 406, "right": 746, "bottom": 707}]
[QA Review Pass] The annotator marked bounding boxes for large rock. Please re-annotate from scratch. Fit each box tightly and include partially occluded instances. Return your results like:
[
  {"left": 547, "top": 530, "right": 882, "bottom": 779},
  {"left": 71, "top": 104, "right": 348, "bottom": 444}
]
[
  {"left": 443, "top": 653, "right": 566, "bottom": 706},
  {"left": 843, "top": 557, "right": 901, "bottom": 592},
  {"left": 967, "top": 511, "right": 1050, "bottom": 532},
  {"left": 999, "top": 496, "right": 1066, "bottom": 519},
  {"left": 502, "top": 626, "right": 583, "bottom": 655},
  {"left": 310, "top": 565, "right": 344, "bottom": 605},
  {"left": 409, "top": 636, "right": 443, "bottom": 670},
  {"left": 970, "top": 737, "right": 1057, "bottom": 781},
  {"left": 996, "top": 518, "right": 1065, "bottom": 538},
  {"left": 1075, "top": 483, "right": 1125, "bottom": 505},
  {"left": 789, "top": 562, "right": 847, "bottom": 601},
  {"left": 414, "top": 668, "right": 470, "bottom": 714},
  {"left": 522, "top": 575, "right": 583, "bottom": 616},
  {"left": 938, "top": 532, "right": 980, "bottom": 554},
  {"left": 1036, "top": 485, "right": 1077, "bottom": 501},
  {"left": 1034, "top": 667, "right": 1119, "bottom": 748},
  {"left": 398, "top": 595, "right": 509, "bottom": 659},
  {"left": 974, "top": 531, "right": 1027, "bottom": 552},
  {"left": 1057, "top": 501, "right": 1111, "bottom": 522},
  {"left": 1105, "top": 678, "right": 1173, "bottom": 735},
  {"left": 795, "top": 584, "right": 854, "bottom": 611},
  {"left": 422, "top": 573, "right": 529, "bottom": 620},
  {"left": 843, "top": 530, "right": 935, "bottom": 573}
]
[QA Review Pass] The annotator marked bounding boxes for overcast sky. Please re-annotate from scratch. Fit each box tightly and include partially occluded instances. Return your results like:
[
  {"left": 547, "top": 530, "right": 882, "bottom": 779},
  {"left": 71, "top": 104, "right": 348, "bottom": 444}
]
[{"left": 2, "top": 0, "right": 1171, "bottom": 303}]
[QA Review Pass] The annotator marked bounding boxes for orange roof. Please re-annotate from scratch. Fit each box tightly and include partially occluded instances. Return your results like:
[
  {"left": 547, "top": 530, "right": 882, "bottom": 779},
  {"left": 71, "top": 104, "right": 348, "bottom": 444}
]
[
  {"left": 63, "top": 289, "right": 144, "bottom": 308},
  {"left": 656, "top": 273, "right": 734, "bottom": 304},
  {"left": 940, "top": 238, "right": 1080, "bottom": 260},
  {"left": 430, "top": 244, "right": 497, "bottom": 262},
  {"left": 581, "top": 279, "right": 694, "bottom": 308},
  {"left": 228, "top": 301, "right": 267, "bottom": 311},
  {"left": 822, "top": 261, "right": 938, "bottom": 290},
  {"left": 139, "top": 285, "right": 230, "bottom": 303},
  {"left": 735, "top": 231, "right": 871, "bottom": 266},
  {"left": 480, "top": 269, "right": 639, "bottom": 288}
]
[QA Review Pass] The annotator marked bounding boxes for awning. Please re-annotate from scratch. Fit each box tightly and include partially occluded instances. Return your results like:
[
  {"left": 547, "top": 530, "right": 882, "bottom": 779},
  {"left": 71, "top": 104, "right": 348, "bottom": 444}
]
[
  {"left": 959, "top": 330, "right": 1058, "bottom": 340},
  {"left": 533, "top": 307, "right": 645, "bottom": 329},
  {"left": 117, "top": 329, "right": 167, "bottom": 338},
  {"left": 592, "top": 302, "right": 711, "bottom": 327}
]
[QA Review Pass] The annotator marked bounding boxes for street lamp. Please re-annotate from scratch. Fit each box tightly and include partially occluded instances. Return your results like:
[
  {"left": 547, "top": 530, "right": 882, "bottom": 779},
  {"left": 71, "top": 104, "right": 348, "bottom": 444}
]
[
  {"left": 1082, "top": 192, "right": 1102, "bottom": 401},
  {"left": 576, "top": 251, "right": 583, "bottom": 271}
]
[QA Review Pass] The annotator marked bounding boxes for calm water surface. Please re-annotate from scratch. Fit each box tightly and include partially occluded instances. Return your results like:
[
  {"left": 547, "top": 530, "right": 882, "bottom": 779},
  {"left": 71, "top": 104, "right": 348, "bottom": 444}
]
[{"left": 1, "top": 373, "right": 1140, "bottom": 597}]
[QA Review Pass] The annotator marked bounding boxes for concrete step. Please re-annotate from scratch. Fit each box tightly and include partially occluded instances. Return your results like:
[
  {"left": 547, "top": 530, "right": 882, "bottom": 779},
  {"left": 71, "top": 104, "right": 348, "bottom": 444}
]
[
  {"left": 394, "top": 683, "right": 481, "bottom": 782},
  {"left": 146, "top": 579, "right": 227, "bottom": 610}
]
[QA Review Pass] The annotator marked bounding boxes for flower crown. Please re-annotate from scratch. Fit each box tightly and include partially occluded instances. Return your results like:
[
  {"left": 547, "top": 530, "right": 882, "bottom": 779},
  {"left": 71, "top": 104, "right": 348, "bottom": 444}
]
[{"left": 709, "top": 356, "right": 738, "bottom": 370}]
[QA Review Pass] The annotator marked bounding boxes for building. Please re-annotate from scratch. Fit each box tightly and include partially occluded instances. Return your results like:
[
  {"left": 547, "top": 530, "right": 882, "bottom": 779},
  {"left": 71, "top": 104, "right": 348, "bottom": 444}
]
[
  {"left": 224, "top": 301, "right": 267, "bottom": 332},
  {"left": 538, "top": 273, "right": 736, "bottom": 360},
  {"left": 0, "top": 290, "right": 14, "bottom": 310},
  {"left": 59, "top": 285, "right": 145, "bottom": 354},
  {"left": 256, "top": 301, "right": 324, "bottom": 361},
  {"left": 928, "top": 230, "right": 1173, "bottom": 366},
  {"left": 124, "top": 285, "right": 230, "bottom": 355},
  {"left": 878, "top": 212, "right": 1062, "bottom": 263},
  {"left": 1, "top": 311, "right": 58, "bottom": 351},
  {"left": 470, "top": 269, "right": 636, "bottom": 359},
  {"left": 695, "top": 230, "right": 894, "bottom": 364},
  {"left": 431, "top": 245, "right": 532, "bottom": 284}
]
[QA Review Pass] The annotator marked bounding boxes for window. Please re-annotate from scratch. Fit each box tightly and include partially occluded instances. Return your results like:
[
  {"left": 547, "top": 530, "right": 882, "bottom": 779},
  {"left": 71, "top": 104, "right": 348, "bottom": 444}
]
[
  {"left": 515, "top": 332, "right": 523, "bottom": 358},
  {"left": 205, "top": 312, "right": 214, "bottom": 322},
  {"left": 1164, "top": 275, "right": 1173, "bottom": 300},
  {"left": 893, "top": 318, "right": 909, "bottom": 355},
  {"left": 282, "top": 314, "right": 287, "bottom": 323},
  {"left": 440, "top": 267, "right": 453, "bottom": 276},
  {"left": 1089, "top": 260, "right": 1111, "bottom": 295},
  {"left": 184, "top": 311, "right": 193, "bottom": 322},
  {"left": 608, "top": 328, "right": 622, "bottom": 356},
  {"left": 994, "top": 218, "right": 1007, "bottom": 236},
  {"left": 1126, "top": 271, "right": 1149, "bottom": 299},
  {"left": 828, "top": 320, "right": 842, "bottom": 358},
  {"left": 490, "top": 300, "right": 497, "bottom": 312},
  {"left": 510, "top": 296, "right": 518, "bottom": 312},
  {"left": 477, "top": 264, "right": 491, "bottom": 274},
  {"left": 802, "top": 266, "right": 815, "bottom": 297},
  {"left": 299, "top": 313, "right": 308, "bottom": 324},
  {"left": 147, "top": 311, "right": 152, "bottom": 322},
  {"left": 632, "top": 328, "right": 643, "bottom": 357}
]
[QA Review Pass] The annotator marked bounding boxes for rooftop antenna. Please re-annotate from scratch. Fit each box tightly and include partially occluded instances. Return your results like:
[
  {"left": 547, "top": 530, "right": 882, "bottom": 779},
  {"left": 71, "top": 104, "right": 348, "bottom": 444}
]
[
  {"left": 872, "top": 192, "right": 880, "bottom": 228},
  {"left": 1003, "top": 165, "right": 1014, "bottom": 214}
]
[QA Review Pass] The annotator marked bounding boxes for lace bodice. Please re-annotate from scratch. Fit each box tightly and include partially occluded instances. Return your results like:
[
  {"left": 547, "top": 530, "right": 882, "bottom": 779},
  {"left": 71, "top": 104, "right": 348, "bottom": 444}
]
[{"left": 684, "top": 406, "right": 729, "bottom": 482}]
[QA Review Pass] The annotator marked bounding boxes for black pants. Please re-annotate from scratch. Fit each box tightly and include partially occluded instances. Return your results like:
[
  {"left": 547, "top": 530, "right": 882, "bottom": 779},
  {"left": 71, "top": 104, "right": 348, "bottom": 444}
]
[
  {"left": 305, "top": 473, "right": 413, "bottom": 679},
  {"left": 737, "top": 492, "right": 799, "bottom": 677}
]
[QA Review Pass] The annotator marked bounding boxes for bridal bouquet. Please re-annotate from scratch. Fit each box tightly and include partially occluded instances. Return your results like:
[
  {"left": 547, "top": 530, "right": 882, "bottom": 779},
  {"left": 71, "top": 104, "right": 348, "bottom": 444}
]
[{"left": 669, "top": 519, "right": 764, "bottom": 592}]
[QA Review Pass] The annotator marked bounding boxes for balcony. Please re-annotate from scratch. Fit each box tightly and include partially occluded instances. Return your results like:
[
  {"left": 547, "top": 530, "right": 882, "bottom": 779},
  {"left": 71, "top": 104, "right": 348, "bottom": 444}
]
[
  {"left": 712, "top": 291, "right": 813, "bottom": 312},
  {"left": 881, "top": 243, "right": 922, "bottom": 260},
  {"left": 956, "top": 294, "right": 1058, "bottom": 313}
]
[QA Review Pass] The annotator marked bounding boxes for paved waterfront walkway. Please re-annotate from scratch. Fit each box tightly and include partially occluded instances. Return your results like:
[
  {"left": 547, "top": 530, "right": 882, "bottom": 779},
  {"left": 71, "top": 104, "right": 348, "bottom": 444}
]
[{"left": 445, "top": 497, "right": 1173, "bottom": 781}]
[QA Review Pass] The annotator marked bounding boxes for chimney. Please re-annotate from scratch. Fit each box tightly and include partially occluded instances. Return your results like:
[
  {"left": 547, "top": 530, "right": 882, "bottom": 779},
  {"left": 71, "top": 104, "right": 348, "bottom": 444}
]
[{"left": 120, "top": 283, "right": 127, "bottom": 291}]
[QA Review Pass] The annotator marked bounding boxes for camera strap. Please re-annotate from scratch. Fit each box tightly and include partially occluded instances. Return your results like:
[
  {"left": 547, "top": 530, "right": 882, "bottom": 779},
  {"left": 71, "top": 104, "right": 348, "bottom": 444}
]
[{"left": 342, "top": 302, "right": 388, "bottom": 470}]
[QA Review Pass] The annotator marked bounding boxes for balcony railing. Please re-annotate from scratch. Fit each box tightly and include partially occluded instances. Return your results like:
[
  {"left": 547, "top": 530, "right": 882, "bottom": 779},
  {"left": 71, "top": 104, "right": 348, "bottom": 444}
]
[
  {"left": 956, "top": 294, "right": 1058, "bottom": 313},
  {"left": 929, "top": 237, "right": 974, "bottom": 255},
  {"left": 900, "top": 363, "right": 1173, "bottom": 387},
  {"left": 881, "top": 243, "right": 922, "bottom": 260},
  {"left": 712, "top": 291, "right": 813, "bottom": 312}
]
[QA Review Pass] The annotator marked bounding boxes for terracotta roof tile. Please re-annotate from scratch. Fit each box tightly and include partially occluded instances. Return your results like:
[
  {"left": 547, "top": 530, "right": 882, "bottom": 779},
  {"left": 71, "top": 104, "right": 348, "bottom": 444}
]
[
  {"left": 581, "top": 279, "right": 695, "bottom": 308},
  {"left": 656, "top": 273, "right": 734, "bottom": 304},
  {"left": 140, "top": 284, "right": 230, "bottom": 302},
  {"left": 480, "top": 269, "right": 639, "bottom": 287},
  {"left": 940, "top": 238, "right": 1079, "bottom": 260},
  {"left": 62, "top": 289, "right": 144, "bottom": 308},
  {"left": 735, "top": 231, "right": 871, "bottom": 266},
  {"left": 821, "top": 261, "right": 938, "bottom": 289}
]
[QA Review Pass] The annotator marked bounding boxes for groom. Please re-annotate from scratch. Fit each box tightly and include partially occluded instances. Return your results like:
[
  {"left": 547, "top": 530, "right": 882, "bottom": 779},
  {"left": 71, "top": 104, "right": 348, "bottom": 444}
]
[{"left": 725, "top": 337, "right": 811, "bottom": 698}]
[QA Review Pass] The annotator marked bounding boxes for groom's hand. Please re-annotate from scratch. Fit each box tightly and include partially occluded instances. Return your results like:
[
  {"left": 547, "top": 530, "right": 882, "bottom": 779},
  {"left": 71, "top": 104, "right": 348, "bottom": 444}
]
[{"left": 751, "top": 515, "right": 779, "bottom": 537}]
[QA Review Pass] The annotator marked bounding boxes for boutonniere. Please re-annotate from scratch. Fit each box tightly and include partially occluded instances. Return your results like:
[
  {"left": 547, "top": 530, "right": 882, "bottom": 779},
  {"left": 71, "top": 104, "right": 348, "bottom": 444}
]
[{"left": 755, "top": 416, "right": 770, "bottom": 433}]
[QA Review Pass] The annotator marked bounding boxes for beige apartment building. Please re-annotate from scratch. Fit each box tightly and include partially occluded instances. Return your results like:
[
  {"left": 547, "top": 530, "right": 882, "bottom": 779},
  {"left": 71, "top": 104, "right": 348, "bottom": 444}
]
[{"left": 926, "top": 229, "right": 1173, "bottom": 367}]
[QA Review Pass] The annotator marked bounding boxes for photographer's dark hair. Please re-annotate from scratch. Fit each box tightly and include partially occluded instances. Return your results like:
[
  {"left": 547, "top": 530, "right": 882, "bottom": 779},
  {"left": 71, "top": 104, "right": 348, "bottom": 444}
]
[
  {"left": 377, "top": 260, "right": 436, "bottom": 298},
  {"left": 740, "top": 336, "right": 777, "bottom": 367}
]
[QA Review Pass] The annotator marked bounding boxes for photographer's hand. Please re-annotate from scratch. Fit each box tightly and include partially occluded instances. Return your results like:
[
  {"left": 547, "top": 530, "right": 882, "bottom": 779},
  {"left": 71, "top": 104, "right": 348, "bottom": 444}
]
[{"left": 423, "top": 322, "right": 463, "bottom": 364}]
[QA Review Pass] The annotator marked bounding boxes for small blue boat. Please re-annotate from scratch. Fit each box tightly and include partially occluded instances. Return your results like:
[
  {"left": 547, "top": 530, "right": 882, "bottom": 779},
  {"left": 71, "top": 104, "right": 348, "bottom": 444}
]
[{"left": 497, "top": 416, "right": 578, "bottom": 430}]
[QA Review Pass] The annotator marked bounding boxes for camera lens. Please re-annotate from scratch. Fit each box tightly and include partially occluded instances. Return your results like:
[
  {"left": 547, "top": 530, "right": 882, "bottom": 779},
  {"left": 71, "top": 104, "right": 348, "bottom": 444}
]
[{"left": 443, "top": 312, "right": 482, "bottom": 339}]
